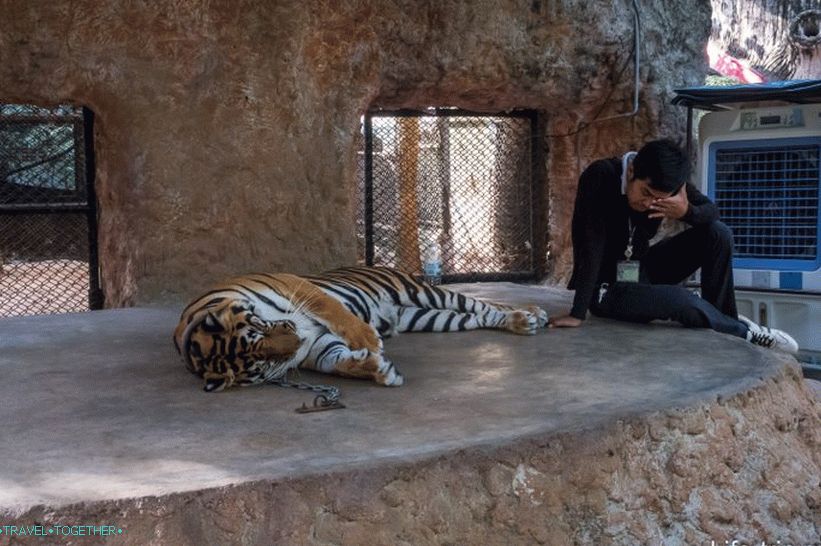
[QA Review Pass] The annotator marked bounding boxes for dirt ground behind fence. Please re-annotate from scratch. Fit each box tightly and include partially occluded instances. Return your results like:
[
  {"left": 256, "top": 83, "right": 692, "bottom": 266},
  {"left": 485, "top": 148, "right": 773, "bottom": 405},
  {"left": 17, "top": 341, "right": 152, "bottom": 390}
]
[{"left": 0, "top": 259, "right": 88, "bottom": 316}]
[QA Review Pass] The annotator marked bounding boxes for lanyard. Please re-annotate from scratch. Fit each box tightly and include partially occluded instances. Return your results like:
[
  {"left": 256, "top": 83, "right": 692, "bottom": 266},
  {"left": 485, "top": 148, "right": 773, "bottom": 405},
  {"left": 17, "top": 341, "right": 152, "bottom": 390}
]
[{"left": 625, "top": 218, "right": 636, "bottom": 260}]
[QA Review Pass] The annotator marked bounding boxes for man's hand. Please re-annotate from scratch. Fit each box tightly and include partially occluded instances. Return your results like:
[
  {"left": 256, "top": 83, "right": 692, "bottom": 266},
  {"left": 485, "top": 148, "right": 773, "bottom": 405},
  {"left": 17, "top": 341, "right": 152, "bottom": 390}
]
[
  {"left": 547, "top": 314, "right": 583, "bottom": 328},
  {"left": 648, "top": 186, "right": 689, "bottom": 219}
]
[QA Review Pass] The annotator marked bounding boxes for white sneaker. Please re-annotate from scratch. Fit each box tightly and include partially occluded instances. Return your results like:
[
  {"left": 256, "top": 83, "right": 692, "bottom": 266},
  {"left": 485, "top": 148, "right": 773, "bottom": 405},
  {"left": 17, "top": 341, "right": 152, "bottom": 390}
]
[
  {"left": 745, "top": 325, "right": 800, "bottom": 354},
  {"left": 738, "top": 314, "right": 757, "bottom": 331}
]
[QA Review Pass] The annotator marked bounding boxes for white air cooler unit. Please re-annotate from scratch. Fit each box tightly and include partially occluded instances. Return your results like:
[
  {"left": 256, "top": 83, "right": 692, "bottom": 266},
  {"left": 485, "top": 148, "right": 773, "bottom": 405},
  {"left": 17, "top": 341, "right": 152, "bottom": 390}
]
[{"left": 697, "top": 104, "right": 821, "bottom": 356}]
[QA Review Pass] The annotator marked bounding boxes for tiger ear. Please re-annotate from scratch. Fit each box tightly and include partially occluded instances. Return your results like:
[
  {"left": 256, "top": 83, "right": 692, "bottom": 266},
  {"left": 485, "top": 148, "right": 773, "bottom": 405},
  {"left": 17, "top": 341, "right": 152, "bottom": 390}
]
[{"left": 204, "top": 377, "right": 226, "bottom": 392}]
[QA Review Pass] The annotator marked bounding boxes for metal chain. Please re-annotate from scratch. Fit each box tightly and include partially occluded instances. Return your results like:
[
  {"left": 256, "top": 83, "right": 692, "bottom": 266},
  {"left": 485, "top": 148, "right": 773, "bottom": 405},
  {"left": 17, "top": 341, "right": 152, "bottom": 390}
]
[
  {"left": 266, "top": 370, "right": 344, "bottom": 412},
  {"left": 267, "top": 376, "right": 341, "bottom": 403}
]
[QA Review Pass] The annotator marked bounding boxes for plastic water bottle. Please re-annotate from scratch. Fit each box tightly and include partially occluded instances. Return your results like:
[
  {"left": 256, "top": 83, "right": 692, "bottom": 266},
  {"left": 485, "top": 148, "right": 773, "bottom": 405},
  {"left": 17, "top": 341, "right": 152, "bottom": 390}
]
[{"left": 422, "top": 241, "right": 442, "bottom": 286}]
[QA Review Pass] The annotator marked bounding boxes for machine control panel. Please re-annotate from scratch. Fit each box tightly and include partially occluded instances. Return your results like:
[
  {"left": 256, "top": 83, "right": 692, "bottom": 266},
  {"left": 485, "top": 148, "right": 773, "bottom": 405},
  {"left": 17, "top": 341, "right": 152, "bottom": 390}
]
[{"left": 737, "top": 107, "right": 804, "bottom": 130}]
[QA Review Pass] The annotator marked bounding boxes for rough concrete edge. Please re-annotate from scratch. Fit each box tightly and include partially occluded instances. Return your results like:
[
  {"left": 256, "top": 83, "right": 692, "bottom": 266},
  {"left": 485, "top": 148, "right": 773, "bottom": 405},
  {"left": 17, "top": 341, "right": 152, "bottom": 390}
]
[{"left": 3, "top": 357, "right": 817, "bottom": 546}]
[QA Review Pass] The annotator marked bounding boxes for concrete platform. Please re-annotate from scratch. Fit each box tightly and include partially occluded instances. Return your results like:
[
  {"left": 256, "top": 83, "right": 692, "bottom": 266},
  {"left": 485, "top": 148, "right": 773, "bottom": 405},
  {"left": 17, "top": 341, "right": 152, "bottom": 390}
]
[{"left": 0, "top": 283, "right": 818, "bottom": 544}]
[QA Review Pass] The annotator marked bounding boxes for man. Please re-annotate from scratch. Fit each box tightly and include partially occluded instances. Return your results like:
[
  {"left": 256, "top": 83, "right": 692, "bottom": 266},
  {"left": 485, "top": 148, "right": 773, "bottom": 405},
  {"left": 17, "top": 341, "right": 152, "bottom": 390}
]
[{"left": 548, "top": 139, "right": 798, "bottom": 354}]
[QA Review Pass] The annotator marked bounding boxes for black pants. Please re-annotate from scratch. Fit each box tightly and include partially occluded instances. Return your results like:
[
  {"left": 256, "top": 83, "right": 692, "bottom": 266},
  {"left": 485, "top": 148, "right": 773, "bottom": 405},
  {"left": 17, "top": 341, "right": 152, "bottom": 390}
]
[{"left": 591, "top": 221, "right": 747, "bottom": 338}]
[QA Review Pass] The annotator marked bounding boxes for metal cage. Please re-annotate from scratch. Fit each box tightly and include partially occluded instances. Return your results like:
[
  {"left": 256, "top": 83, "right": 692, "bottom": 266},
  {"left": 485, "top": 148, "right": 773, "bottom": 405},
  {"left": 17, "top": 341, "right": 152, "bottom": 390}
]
[
  {"left": 0, "top": 104, "right": 102, "bottom": 317},
  {"left": 357, "top": 109, "right": 545, "bottom": 283}
]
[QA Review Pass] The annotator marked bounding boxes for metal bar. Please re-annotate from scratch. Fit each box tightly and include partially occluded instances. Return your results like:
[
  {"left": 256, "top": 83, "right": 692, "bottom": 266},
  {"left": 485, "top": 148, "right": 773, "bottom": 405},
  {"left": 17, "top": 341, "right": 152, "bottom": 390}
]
[
  {"left": 590, "top": 0, "right": 641, "bottom": 124},
  {"left": 0, "top": 116, "right": 81, "bottom": 124},
  {"left": 368, "top": 108, "right": 535, "bottom": 119},
  {"left": 83, "top": 107, "right": 104, "bottom": 310},
  {"left": 0, "top": 203, "right": 91, "bottom": 214},
  {"left": 363, "top": 113, "right": 374, "bottom": 266},
  {"left": 3, "top": 146, "right": 73, "bottom": 179},
  {"left": 530, "top": 110, "right": 547, "bottom": 280},
  {"left": 440, "top": 272, "right": 538, "bottom": 283},
  {"left": 731, "top": 286, "right": 821, "bottom": 296}
]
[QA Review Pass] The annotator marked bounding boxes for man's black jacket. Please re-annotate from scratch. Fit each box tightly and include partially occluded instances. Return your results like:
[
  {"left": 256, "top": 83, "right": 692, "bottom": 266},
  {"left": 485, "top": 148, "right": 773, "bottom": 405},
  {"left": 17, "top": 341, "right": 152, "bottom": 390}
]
[{"left": 567, "top": 157, "right": 718, "bottom": 320}]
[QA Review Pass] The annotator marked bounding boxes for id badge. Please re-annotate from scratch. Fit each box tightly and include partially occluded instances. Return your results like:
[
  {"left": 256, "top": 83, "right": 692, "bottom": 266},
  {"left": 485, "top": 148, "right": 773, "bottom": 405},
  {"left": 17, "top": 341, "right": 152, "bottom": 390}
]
[{"left": 617, "top": 260, "right": 640, "bottom": 283}]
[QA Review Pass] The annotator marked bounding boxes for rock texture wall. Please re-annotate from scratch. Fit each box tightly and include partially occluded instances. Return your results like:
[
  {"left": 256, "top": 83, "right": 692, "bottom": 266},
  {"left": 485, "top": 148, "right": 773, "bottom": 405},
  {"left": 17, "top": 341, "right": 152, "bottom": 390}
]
[
  {"left": 8, "top": 363, "right": 818, "bottom": 545},
  {"left": 0, "top": 0, "right": 710, "bottom": 305}
]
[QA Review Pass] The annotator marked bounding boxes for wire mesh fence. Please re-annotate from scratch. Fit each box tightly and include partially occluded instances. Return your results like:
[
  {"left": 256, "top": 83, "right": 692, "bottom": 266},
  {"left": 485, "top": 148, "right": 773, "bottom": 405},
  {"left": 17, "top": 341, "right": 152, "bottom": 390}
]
[
  {"left": 357, "top": 110, "right": 542, "bottom": 282},
  {"left": 0, "top": 104, "right": 100, "bottom": 317}
]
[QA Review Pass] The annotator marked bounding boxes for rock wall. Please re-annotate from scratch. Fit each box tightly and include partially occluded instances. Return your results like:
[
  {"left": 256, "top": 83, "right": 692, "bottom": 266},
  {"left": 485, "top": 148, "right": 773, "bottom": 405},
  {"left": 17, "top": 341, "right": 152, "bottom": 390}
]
[
  {"left": 0, "top": 0, "right": 711, "bottom": 305},
  {"left": 8, "top": 363, "right": 818, "bottom": 545}
]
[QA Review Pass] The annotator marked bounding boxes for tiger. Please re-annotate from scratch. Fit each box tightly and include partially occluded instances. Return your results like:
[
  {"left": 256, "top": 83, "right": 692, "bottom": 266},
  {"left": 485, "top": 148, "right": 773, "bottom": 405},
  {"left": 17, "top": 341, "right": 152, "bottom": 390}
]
[{"left": 173, "top": 266, "right": 549, "bottom": 392}]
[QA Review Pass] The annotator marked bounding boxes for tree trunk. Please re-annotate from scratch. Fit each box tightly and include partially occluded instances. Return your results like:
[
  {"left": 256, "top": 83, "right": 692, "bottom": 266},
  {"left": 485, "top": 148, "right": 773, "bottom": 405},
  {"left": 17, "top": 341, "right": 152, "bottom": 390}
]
[
  {"left": 397, "top": 117, "right": 421, "bottom": 273},
  {"left": 436, "top": 117, "right": 453, "bottom": 272}
]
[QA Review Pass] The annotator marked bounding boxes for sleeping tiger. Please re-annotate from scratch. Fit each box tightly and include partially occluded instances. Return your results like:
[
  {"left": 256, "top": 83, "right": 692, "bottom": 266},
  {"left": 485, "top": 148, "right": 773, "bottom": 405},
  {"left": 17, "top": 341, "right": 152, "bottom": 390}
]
[{"left": 174, "top": 266, "right": 548, "bottom": 392}]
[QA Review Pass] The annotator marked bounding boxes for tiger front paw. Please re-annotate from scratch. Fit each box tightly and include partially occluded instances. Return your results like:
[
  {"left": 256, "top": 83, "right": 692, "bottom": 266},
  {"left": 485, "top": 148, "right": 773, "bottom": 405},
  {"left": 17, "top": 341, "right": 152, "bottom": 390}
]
[{"left": 338, "top": 323, "right": 382, "bottom": 353}]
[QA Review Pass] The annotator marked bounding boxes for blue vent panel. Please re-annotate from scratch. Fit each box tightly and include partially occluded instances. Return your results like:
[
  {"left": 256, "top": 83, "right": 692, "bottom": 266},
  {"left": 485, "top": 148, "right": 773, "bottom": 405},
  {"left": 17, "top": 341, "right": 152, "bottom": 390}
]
[{"left": 708, "top": 137, "right": 821, "bottom": 271}]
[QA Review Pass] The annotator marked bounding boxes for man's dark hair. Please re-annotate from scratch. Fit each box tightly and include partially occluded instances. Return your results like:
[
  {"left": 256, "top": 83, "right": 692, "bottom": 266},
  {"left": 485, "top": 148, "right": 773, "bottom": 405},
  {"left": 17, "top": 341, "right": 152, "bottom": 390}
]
[{"left": 632, "top": 139, "right": 691, "bottom": 193}]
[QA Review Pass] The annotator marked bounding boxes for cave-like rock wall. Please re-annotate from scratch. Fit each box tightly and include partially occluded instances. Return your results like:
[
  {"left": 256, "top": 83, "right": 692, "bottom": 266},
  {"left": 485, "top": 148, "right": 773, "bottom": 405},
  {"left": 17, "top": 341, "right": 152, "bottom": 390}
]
[{"left": 0, "top": 0, "right": 710, "bottom": 305}]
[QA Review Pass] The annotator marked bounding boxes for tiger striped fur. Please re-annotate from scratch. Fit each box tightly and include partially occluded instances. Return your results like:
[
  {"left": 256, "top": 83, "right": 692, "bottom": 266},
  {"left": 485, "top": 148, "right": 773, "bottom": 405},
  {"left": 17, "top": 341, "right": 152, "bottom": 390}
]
[{"left": 174, "top": 266, "right": 548, "bottom": 392}]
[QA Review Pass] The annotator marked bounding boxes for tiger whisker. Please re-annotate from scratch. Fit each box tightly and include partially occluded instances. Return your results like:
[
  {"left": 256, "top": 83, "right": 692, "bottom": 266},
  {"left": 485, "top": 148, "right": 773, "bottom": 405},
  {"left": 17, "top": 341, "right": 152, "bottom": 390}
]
[{"left": 287, "top": 278, "right": 319, "bottom": 319}]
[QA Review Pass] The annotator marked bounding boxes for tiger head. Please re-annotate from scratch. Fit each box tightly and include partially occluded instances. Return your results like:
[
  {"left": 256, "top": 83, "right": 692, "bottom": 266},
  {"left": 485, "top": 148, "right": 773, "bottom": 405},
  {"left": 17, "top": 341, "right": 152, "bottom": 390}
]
[{"left": 175, "top": 298, "right": 304, "bottom": 392}]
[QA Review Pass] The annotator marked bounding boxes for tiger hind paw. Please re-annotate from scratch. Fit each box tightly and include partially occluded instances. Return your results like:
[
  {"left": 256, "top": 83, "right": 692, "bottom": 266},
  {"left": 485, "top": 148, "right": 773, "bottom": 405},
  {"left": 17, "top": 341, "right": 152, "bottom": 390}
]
[
  {"left": 505, "top": 307, "right": 548, "bottom": 335},
  {"left": 525, "top": 305, "right": 549, "bottom": 328}
]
